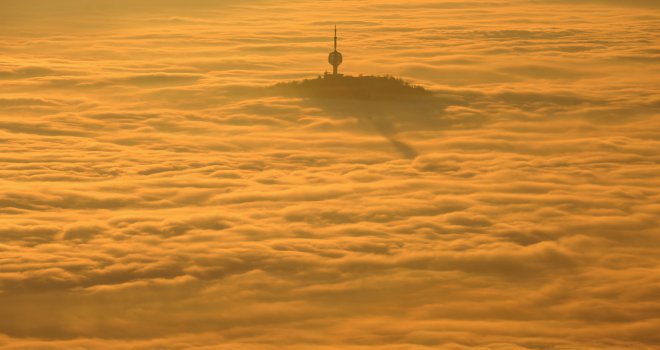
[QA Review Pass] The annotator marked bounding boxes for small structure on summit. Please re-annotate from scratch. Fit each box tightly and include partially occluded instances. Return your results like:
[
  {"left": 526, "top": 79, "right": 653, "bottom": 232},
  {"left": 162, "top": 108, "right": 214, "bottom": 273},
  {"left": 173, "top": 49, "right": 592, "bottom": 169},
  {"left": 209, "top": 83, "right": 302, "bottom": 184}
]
[
  {"left": 327, "top": 25, "right": 343, "bottom": 76},
  {"left": 271, "top": 26, "right": 431, "bottom": 101},
  {"left": 267, "top": 27, "right": 441, "bottom": 160}
]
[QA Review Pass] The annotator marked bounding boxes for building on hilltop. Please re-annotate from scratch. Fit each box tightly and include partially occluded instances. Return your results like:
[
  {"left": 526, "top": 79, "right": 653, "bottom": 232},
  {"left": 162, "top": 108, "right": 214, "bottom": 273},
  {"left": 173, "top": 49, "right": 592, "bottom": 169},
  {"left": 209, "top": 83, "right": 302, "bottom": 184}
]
[{"left": 327, "top": 25, "right": 343, "bottom": 77}]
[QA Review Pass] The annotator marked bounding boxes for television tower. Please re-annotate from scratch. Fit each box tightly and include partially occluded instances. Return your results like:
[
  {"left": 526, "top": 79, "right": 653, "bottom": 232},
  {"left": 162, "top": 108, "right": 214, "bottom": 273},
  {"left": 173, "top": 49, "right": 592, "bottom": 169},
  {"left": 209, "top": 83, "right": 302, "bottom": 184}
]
[{"left": 328, "top": 25, "right": 343, "bottom": 75}]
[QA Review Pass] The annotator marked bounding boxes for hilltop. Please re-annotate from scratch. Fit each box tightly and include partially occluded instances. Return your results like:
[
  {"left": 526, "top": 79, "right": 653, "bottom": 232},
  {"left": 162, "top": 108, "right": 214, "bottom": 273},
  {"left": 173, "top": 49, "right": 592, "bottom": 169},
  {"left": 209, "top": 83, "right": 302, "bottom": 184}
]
[{"left": 270, "top": 74, "right": 431, "bottom": 101}]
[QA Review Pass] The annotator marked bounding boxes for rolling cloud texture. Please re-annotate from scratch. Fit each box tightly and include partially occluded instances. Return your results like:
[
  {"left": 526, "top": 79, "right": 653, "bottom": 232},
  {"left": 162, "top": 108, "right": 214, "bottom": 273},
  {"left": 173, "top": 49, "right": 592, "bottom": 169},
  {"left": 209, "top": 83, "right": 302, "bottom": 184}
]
[{"left": 1, "top": 0, "right": 659, "bottom": 349}]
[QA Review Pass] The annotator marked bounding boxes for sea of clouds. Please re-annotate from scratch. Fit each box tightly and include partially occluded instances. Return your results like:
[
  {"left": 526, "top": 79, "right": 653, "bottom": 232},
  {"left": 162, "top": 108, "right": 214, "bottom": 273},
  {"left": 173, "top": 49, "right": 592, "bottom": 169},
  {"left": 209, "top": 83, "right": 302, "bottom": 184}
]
[{"left": 0, "top": 0, "right": 659, "bottom": 349}]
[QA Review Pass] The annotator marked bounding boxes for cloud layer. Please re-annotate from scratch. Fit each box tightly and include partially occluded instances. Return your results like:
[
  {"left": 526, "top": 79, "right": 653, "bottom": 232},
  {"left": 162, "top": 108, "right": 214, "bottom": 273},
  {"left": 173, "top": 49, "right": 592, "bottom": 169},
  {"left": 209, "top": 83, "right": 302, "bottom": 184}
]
[{"left": 1, "top": 0, "right": 659, "bottom": 349}]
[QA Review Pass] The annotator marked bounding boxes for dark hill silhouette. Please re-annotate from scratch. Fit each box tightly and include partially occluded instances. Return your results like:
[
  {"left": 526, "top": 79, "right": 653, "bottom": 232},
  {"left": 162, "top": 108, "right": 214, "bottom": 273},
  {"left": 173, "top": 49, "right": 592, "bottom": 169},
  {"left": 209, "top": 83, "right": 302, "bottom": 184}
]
[
  {"left": 272, "top": 74, "right": 431, "bottom": 100},
  {"left": 268, "top": 74, "right": 448, "bottom": 158}
]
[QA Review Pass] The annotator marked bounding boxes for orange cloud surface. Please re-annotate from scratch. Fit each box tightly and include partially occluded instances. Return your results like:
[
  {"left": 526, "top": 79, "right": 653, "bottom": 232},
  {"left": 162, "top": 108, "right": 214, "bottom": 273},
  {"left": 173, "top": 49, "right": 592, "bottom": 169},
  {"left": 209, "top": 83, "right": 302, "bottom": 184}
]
[{"left": 0, "top": 0, "right": 659, "bottom": 349}]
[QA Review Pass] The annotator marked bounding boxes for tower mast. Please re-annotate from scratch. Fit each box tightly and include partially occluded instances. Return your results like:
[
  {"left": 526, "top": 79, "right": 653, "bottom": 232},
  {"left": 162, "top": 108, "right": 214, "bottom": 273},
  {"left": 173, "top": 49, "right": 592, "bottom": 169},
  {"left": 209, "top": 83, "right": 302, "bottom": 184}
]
[
  {"left": 334, "top": 25, "right": 337, "bottom": 51},
  {"left": 328, "top": 25, "right": 343, "bottom": 76}
]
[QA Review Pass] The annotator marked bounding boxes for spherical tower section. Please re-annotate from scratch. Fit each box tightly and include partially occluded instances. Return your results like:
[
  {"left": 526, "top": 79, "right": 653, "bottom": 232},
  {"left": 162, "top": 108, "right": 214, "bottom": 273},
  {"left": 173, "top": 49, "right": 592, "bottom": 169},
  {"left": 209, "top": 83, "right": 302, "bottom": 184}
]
[{"left": 328, "top": 51, "right": 343, "bottom": 75}]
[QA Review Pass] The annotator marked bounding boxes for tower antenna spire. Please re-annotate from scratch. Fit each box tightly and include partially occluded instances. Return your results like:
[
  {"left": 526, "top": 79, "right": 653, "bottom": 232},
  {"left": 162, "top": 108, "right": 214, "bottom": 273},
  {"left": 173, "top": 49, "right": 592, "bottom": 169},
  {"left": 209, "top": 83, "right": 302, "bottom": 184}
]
[
  {"left": 328, "top": 25, "right": 343, "bottom": 76},
  {"left": 334, "top": 24, "right": 337, "bottom": 51}
]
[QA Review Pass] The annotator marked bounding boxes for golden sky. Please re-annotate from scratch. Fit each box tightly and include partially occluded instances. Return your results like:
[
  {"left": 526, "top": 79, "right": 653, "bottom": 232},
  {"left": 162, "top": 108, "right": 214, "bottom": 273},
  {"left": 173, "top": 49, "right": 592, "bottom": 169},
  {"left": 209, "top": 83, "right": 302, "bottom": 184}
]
[{"left": 1, "top": 0, "right": 659, "bottom": 349}]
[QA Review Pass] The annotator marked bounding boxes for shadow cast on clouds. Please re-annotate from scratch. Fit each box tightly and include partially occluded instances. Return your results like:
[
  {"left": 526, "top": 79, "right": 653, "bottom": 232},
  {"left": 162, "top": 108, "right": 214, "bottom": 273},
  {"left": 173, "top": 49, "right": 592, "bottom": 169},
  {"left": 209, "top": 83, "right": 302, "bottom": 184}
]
[{"left": 265, "top": 75, "right": 486, "bottom": 158}]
